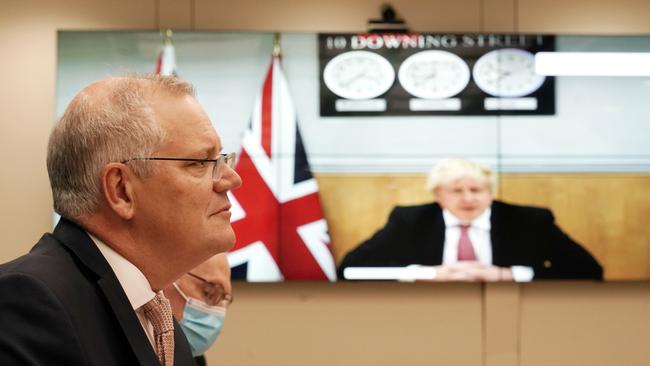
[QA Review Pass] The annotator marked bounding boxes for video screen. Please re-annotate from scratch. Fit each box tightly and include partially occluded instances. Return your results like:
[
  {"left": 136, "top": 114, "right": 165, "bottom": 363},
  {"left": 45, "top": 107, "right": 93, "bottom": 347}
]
[{"left": 57, "top": 31, "right": 650, "bottom": 282}]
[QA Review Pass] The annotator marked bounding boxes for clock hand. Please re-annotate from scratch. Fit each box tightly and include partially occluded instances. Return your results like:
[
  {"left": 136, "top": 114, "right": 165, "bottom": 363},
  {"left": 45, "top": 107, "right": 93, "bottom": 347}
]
[
  {"left": 423, "top": 71, "right": 438, "bottom": 80},
  {"left": 341, "top": 71, "right": 367, "bottom": 87}
]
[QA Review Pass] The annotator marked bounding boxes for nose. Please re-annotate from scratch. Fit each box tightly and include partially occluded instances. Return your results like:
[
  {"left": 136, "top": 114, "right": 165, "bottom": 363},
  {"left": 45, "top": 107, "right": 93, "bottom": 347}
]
[
  {"left": 213, "top": 165, "right": 242, "bottom": 192},
  {"left": 461, "top": 190, "right": 474, "bottom": 201}
]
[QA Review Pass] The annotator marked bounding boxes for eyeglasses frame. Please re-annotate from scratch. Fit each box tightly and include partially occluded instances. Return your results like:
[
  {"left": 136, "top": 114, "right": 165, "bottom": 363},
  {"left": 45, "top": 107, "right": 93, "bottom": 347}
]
[
  {"left": 186, "top": 271, "right": 233, "bottom": 307},
  {"left": 121, "top": 152, "right": 236, "bottom": 181}
]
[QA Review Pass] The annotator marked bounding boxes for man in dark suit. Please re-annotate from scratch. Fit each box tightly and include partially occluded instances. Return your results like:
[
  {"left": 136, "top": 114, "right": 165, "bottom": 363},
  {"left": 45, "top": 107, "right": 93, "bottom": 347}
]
[
  {"left": 338, "top": 159, "right": 602, "bottom": 281},
  {"left": 0, "top": 75, "right": 242, "bottom": 365}
]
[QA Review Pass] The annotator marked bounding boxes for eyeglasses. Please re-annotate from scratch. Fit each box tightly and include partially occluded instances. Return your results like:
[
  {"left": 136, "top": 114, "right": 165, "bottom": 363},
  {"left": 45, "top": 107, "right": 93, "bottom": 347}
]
[
  {"left": 121, "top": 152, "right": 236, "bottom": 182},
  {"left": 185, "top": 272, "right": 233, "bottom": 307}
]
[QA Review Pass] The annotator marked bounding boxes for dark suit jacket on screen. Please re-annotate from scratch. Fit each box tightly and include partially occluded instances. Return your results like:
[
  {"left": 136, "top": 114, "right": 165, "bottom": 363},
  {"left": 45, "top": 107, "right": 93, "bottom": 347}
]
[
  {"left": 338, "top": 200, "right": 603, "bottom": 280},
  {"left": 0, "top": 218, "right": 196, "bottom": 365}
]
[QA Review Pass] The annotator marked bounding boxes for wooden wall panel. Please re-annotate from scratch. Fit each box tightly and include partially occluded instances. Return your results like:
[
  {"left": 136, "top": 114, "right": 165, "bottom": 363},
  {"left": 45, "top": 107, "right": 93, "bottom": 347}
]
[
  {"left": 484, "top": 283, "right": 520, "bottom": 366},
  {"left": 519, "top": 282, "right": 650, "bottom": 366},
  {"left": 194, "top": 0, "right": 482, "bottom": 32},
  {"left": 500, "top": 174, "right": 650, "bottom": 280},
  {"left": 482, "top": 0, "right": 517, "bottom": 32},
  {"left": 206, "top": 282, "right": 484, "bottom": 366},
  {"left": 158, "top": 0, "right": 193, "bottom": 30},
  {"left": 518, "top": 0, "right": 650, "bottom": 34}
]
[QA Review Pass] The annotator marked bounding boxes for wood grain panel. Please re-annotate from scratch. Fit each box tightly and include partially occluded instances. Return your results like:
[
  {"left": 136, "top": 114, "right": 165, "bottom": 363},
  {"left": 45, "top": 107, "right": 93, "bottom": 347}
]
[
  {"left": 206, "top": 281, "right": 484, "bottom": 366},
  {"left": 520, "top": 282, "right": 650, "bottom": 366},
  {"left": 500, "top": 174, "right": 650, "bottom": 280},
  {"left": 194, "top": 0, "right": 481, "bottom": 32},
  {"left": 158, "top": 0, "right": 192, "bottom": 30},
  {"left": 316, "top": 173, "right": 650, "bottom": 280},
  {"left": 484, "top": 283, "right": 520, "bottom": 366},
  {"left": 518, "top": 0, "right": 650, "bottom": 34},
  {"left": 482, "top": 0, "right": 516, "bottom": 32}
]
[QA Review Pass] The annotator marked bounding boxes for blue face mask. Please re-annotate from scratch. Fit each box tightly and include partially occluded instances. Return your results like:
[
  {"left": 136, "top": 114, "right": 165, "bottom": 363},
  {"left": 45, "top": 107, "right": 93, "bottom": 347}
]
[{"left": 174, "top": 283, "right": 227, "bottom": 356}]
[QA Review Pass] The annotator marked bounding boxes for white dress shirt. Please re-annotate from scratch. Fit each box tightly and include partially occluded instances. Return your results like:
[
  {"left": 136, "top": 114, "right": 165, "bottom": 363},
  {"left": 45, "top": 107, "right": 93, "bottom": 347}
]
[
  {"left": 442, "top": 208, "right": 492, "bottom": 265},
  {"left": 441, "top": 209, "right": 534, "bottom": 282},
  {"left": 89, "top": 234, "right": 158, "bottom": 348}
]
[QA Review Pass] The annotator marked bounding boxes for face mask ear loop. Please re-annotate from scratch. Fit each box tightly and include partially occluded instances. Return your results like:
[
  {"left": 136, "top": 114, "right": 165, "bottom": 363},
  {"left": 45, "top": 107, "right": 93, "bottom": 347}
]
[{"left": 173, "top": 282, "right": 189, "bottom": 302}]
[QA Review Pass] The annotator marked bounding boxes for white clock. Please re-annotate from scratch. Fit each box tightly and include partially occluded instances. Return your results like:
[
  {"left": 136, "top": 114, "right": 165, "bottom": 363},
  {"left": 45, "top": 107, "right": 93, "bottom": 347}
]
[
  {"left": 472, "top": 48, "right": 546, "bottom": 97},
  {"left": 323, "top": 51, "right": 395, "bottom": 100},
  {"left": 398, "top": 50, "right": 471, "bottom": 99}
]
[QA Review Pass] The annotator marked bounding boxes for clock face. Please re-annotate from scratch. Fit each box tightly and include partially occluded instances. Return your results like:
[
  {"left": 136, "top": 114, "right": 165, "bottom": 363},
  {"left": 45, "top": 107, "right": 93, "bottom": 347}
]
[
  {"left": 472, "top": 48, "right": 546, "bottom": 97},
  {"left": 323, "top": 51, "right": 395, "bottom": 100},
  {"left": 398, "top": 50, "right": 471, "bottom": 99}
]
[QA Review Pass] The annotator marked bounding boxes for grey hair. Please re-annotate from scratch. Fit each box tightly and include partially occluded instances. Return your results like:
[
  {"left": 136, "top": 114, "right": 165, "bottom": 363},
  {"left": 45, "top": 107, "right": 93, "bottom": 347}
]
[
  {"left": 425, "top": 159, "right": 497, "bottom": 196},
  {"left": 47, "top": 74, "right": 195, "bottom": 219}
]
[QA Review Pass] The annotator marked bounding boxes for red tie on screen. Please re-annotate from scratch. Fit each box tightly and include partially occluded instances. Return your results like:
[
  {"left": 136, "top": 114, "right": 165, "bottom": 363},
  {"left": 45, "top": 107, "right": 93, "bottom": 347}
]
[
  {"left": 457, "top": 224, "right": 476, "bottom": 261},
  {"left": 142, "top": 293, "right": 175, "bottom": 366}
]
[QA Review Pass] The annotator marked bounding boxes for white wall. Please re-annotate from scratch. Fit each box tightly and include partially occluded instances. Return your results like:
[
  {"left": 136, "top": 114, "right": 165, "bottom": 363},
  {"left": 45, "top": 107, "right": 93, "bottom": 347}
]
[{"left": 58, "top": 32, "right": 650, "bottom": 173}]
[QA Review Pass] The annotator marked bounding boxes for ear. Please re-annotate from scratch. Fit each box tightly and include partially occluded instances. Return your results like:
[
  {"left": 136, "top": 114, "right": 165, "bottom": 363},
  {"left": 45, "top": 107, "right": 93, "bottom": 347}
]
[
  {"left": 101, "top": 163, "right": 137, "bottom": 220},
  {"left": 433, "top": 187, "right": 441, "bottom": 199}
]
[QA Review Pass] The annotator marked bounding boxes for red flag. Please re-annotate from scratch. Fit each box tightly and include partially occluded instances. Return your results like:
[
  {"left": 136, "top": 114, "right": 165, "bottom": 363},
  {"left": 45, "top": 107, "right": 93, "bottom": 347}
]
[
  {"left": 155, "top": 42, "right": 176, "bottom": 76},
  {"left": 227, "top": 56, "right": 336, "bottom": 281}
]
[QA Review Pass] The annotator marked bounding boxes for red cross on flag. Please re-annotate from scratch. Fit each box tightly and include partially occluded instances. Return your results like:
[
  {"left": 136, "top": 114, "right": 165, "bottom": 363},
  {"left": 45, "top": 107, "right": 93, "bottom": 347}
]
[{"left": 227, "top": 55, "right": 336, "bottom": 281}]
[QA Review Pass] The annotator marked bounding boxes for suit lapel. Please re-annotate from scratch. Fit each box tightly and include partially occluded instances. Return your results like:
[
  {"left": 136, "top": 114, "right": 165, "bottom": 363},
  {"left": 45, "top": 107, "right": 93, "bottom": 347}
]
[
  {"left": 97, "top": 277, "right": 160, "bottom": 366},
  {"left": 489, "top": 201, "right": 512, "bottom": 266},
  {"left": 427, "top": 203, "right": 446, "bottom": 265},
  {"left": 173, "top": 319, "right": 194, "bottom": 365},
  {"left": 54, "top": 219, "right": 161, "bottom": 366}
]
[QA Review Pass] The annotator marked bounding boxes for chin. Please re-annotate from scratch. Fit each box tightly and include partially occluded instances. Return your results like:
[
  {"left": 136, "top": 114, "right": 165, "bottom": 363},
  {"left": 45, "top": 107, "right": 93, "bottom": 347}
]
[
  {"left": 210, "top": 230, "right": 236, "bottom": 253},
  {"left": 458, "top": 211, "right": 481, "bottom": 221}
]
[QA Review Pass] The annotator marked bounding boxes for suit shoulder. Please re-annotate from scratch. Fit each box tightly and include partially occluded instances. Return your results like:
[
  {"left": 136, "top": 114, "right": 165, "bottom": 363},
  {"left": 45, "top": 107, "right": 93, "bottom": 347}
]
[
  {"left": 390, "top": 203, "right": 441, "bottom": 221},
  {"left": 0, "top": 270, "right": 87, "bottom": 364},
  {"left": 1, "top": 234, "right": 70, "bottom": 273},
  {"left": 0, "top": 233, "right": 93, "bottom": 297},
  {"left": 392, "top": 202, "right": 440, "bottom": 215},
  {"left": 493, "top": 200, "right": 552, "bottom": 216}
]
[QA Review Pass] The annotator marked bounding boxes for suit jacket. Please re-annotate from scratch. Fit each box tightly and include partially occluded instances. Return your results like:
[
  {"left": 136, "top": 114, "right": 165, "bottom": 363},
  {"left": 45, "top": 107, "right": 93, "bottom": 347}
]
[
  {"left": 338, "top": 200, "right": 603, "bottom": 280},
  {"left": 0, "top": 218, "right": 196, "bottom": 365}
]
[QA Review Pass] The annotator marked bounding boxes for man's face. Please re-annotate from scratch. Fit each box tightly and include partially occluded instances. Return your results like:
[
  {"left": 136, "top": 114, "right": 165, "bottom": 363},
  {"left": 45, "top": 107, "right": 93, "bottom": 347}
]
[
  {"left": 132, "top": 92, "right": 242, "bottom": 265},
  {"left": 435, "top": 176, "right": 493, "bottom": 222}
]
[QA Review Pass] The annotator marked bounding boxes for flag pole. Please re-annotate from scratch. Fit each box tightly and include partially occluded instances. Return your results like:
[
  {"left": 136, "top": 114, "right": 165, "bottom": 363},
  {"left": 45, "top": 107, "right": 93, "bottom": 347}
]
[
  {"left": 272, "top": 32, "right": 281, "bottom": 57},
  {"left": 156, "top": 29, "right": 177, "bottom": 76},
  {"left": 161, "top": 29, "right": 173, "bottom": 45}
]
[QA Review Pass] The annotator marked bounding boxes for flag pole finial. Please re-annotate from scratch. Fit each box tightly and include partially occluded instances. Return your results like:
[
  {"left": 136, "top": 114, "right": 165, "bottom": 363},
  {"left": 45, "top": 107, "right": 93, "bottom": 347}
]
[
  {"left": 161, "top": 29, "right": 174, "bottom": 45},
  {"left": 273, "top": 33, "right": 281, "bottom": 57}
]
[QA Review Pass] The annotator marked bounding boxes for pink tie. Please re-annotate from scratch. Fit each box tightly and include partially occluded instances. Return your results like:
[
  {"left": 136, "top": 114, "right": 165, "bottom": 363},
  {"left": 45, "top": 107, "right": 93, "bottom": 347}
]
[
  {"left": 457, "top": 224, "right": 476, "bottom": 261},
  {"left": 141, "top": 293, "right": 175, "bottom": 366}
]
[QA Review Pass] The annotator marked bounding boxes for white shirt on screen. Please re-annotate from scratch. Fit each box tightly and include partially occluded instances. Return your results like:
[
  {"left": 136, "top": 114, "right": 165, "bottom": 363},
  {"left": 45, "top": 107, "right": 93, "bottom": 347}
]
[{"left": 441, "top": 208, "right": 534, "bottom": 282}]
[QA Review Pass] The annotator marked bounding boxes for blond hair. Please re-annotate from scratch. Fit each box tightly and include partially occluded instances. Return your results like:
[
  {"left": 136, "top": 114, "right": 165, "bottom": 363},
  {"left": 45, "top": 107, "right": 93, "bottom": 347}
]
[
  {"left": 425, "top": 159, "right": 497, "bottom": 196},
  {"left": 47, "top": 74, "right": 195, "bottom": 219}
]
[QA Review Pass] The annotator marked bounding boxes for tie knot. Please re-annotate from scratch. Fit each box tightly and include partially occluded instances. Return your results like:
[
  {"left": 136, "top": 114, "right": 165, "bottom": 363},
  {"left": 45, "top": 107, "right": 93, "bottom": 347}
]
[
  {"left": 460, "top": 224, "right": 471, "bottom": 231},
  {"left": 142, "top": 293, "right": 174, "bottom": 334}
]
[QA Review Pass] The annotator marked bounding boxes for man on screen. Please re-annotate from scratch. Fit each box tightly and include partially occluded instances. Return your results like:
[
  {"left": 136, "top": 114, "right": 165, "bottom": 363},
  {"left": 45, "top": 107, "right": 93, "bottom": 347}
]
[
  {"left": 338, "top": 159, "right": 602, "bottom": 281},
  {"left": 0, "top": 75, "right": 242, "bottom": 365}
]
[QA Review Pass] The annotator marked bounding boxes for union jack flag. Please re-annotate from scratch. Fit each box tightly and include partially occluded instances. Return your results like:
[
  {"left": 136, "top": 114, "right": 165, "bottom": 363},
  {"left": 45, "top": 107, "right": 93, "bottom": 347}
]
[
  {"left": 155, "top": 30, "right": 176, "bottom": 76},
  {"left": 227, "top": 55, "right": 336, "bottom": 281}
]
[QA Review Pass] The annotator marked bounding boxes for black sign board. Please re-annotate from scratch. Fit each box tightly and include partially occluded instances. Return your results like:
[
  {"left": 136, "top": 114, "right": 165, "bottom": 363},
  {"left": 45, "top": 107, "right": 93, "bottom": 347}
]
[{"left": 319, "top": 33, "right": 555, "bottom": 116}]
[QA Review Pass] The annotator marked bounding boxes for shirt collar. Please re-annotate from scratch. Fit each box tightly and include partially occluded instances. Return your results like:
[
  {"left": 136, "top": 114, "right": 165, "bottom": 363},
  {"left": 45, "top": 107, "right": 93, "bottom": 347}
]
[
  {"left": 88, "top": 233, "right": 156, "bottom": 310},
  {"left": 442, "top": 207, "right": 492, "bottom": 231}
]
